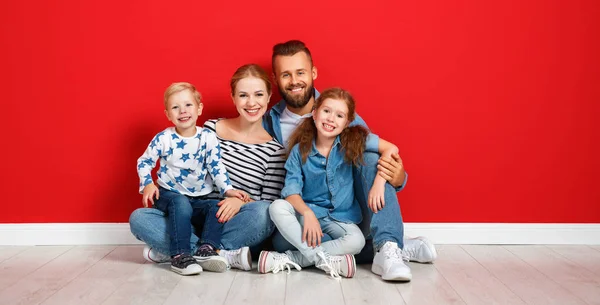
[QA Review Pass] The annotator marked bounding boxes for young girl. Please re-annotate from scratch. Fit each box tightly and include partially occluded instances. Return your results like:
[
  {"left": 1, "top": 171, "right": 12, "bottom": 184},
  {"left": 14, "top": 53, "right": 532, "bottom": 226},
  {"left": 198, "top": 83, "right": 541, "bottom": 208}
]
[{"left": 258, "top": 88, "right": 399, "bottom": 279}]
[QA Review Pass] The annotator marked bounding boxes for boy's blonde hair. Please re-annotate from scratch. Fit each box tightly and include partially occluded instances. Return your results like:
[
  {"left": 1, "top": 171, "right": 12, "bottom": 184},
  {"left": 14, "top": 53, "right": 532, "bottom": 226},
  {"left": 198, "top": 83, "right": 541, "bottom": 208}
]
[{"left": 163, "top": 82, "right": 202, "bottom": 108}]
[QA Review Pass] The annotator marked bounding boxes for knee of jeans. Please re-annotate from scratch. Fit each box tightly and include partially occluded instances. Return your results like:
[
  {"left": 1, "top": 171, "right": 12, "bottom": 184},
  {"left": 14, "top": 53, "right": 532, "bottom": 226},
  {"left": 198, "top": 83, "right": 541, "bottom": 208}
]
[
  {"left": 347, "top": 233, "right": 366, "bottom": 255},
  {"left": 247, "top": 201, "right": 273, "bottom": 228},
  {"left": 129, "top": 208, "right": 157, "bottom": 238},
  {"left": 269, "top": 199, "right": 292, "bottom": 218}
]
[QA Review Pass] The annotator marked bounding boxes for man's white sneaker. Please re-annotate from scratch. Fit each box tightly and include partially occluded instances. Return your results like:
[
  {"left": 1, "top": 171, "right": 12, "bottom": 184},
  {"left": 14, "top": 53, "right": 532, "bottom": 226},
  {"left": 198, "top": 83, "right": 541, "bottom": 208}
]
[
  {"left": 143, "top": 245, "right": 170, "bottom": 264},
  {"left": 372, "top": 241, "right": 412, "bottom": 281},
  {"left": 219, "top": 247, "right": 252, "bottom": 271},
  {"left": 403, "top": 236, "right": 438, "bottom": 263},
  {"left": 315, "top": 252, "right": 356, "bottom": 279},
  {"left": 258, "top": 251, "right": 301, "bottom": 274}
]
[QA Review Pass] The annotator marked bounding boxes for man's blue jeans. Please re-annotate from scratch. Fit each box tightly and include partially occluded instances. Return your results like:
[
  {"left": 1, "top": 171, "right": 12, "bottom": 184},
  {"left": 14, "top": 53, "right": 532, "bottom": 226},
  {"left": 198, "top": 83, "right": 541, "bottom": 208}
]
[{"left": 130, "top": 197, "right": 275, "bottom": 256}]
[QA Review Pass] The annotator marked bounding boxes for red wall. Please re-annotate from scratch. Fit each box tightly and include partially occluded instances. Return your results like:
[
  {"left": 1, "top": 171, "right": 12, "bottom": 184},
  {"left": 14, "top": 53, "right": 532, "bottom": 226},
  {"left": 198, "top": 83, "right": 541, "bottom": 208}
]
[{"left": 1, "top": 1, "right": 598, "bottom": 223}]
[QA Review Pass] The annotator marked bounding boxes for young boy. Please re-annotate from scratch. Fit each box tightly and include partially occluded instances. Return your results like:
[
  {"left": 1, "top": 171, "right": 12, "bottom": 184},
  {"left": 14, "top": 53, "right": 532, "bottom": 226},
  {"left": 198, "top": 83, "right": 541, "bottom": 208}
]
[{"left": 137, "top": 82, "right": 248, "bottom": 275}]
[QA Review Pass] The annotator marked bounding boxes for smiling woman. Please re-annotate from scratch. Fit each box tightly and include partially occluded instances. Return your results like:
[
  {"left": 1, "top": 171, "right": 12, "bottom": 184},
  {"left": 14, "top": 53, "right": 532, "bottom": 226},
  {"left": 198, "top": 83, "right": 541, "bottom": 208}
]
[{"left": 129, "top": 64, "right": 287, "bottom": 272}]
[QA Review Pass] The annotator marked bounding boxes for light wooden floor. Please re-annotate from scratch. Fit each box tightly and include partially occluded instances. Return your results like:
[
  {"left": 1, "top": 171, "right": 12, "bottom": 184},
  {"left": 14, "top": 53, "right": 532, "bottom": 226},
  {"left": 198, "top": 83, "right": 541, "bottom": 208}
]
[{"left": 1, "top": 245, "right": 599, "bottom": 305}]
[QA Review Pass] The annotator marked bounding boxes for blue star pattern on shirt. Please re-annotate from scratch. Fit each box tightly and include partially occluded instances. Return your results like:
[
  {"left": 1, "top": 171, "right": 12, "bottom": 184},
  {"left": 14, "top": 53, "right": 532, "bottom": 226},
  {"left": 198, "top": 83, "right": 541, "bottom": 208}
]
[
  {"left": 197, "top": 173, "right": 206, "bottom": 181},
  {"left": 209, "top": 159, "right": 220, "bottom": 169},
  {"left": 137, "top": 162, "right": 146, "bottom": 170},
  {"left": 211, "top": 167, "right": 221, "bottom": 177},
  {"left": 176, "top": 140, "right": 187, "bottom": 150},
  {"left": 159, "top": 165, "right": 168, "bottom": 174},
  {"left": 174, "top": 175, "right": 184, "bottom": 184},
  {"left": 180, "top": 168, "right": 191, "bottom": 178},
  {"left": 171, "top": 133, "right": 179, "bottom": 140},
  {"left": 150, "top": 140, "right": 157, "bottom": 149},
  {"left": 166, "top": 147, "right": 174, "bottom": 156},
  {"left": 193, "top": 151, "right": 200, "bottom": 160},
  {"left": 143, "top": 158, "right": 154, "bottom": 166},
  {"left": 143, "top": 174, "right": 152, "bottom": 186},
  {"left": 180, "top": 153, "right": 190, "bottom": 162},
  {"left": 188, "top": 187, "right": 196, "bottom": 193},
  {"left": 166, "top": 181, "right": 176, "bottom": 188}
]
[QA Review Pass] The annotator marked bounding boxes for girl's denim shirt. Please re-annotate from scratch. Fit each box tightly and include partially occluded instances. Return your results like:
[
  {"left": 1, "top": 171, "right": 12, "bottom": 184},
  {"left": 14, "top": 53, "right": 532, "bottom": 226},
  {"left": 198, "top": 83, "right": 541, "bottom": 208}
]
[{"left": 281, "top": 133, "right": 379, "bottom": 224}]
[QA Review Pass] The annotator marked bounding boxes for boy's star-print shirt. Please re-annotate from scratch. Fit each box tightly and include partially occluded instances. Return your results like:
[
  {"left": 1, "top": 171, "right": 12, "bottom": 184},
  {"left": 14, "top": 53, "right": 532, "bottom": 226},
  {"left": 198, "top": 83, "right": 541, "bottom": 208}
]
[{"left": 137, "top": 126, "right": 233, "bottom": 197}]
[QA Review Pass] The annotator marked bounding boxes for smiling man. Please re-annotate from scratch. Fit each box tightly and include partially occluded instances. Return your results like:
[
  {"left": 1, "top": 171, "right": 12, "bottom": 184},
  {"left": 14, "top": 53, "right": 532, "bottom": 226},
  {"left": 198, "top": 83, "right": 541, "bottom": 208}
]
[{"left": 263, "top": 40, "right": 437, "bottom": 282}]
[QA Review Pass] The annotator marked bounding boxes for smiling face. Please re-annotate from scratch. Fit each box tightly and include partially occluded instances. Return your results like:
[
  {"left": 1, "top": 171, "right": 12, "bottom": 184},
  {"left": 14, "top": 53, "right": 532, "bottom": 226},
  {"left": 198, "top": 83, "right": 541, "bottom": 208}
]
[
  {"left": 273, "top": 51, "right": 317, "bottom": 112},
  {"left": 164, "top": 89, "right": 203, "bottom": 137},
  {"left": 312, "top": 98, "right": 350, "bottom": 141},
  {"left": 231, "top": 76, "right": 270, "bottom": 124}
]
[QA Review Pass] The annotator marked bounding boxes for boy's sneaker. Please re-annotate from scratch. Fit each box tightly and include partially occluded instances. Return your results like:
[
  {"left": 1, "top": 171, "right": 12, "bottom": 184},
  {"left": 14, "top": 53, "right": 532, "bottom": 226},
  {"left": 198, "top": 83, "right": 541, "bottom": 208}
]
[
  {"left": 372, "top": 241, "right": 412, "bottom": 281},
  {"left": 403, "top": 236, "right": 438, "bottom": 263},
  {"left": 143, "top": 246, "right": 170, "bottom": 264},
  {"left": 171, "top": 253, "right": 202, "bottom": 275},
  {"left": 193, "top": 244, "right": 229, "bottom": 272},
  {"left": 219, "top": 247, "right": 252, "bottom": 271},
  {"left": 315, "top": 252, "right": 356, "bottom": 279},
  {"left": 258, "top": 251, "right": 301, "bottom": 274}
]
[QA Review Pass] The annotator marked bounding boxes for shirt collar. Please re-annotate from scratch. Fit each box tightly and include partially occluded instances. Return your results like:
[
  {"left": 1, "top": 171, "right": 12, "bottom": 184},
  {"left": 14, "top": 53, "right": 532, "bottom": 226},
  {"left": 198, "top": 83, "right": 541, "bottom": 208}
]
[{"left": 309, "top": 136, "right": 342, "bottom": 157}]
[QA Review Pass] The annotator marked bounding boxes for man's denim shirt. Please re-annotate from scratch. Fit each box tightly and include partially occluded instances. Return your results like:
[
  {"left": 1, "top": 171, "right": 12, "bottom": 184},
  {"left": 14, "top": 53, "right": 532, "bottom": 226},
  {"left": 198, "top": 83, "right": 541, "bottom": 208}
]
[
  {"left": 281, "top": 135, "right": 379, "bottom": 224},
  {"left": 263, "top": 91, "right": 408, "bottom": 192}
]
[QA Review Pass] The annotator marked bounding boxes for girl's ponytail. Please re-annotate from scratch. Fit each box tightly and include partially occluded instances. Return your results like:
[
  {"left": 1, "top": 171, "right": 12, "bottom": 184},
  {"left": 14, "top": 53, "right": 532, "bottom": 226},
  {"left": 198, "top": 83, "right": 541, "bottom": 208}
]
[{"left": 340, "top": 125, "right": 369, "bottom": 167}]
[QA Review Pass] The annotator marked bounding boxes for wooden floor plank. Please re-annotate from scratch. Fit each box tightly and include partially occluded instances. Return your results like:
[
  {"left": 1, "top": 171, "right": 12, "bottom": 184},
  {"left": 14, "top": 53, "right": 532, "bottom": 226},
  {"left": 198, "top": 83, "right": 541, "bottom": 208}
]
[
  {"left": 0, "top": 246, "right": 30, "bottom": 263},
  {"left": 224, "top": 270, "right": 287, "bottom": 305},
  {"left": 0, "top": 246, "right": 72, "bottom": 292},
  {"left": 396, "top": 262, "right": 465, "bottom": 305},
  {"left": 39, "top": 246, "right": 146, "bottom": 305},
  {"left": 100, "top": 262, "right": 182, "bottom": 305},
  {"left": 433, "top": 245, "right": 526, "bottom": 305},
  {"left": 284, "top": 268, "right": 345, "bottom": 305},
  {"left": 0, "top": 246, "right": 115, "bottom": 305},
  {"left": 161, "top": 268, "right": 237, "bottom": 305},
  {"left": 463, "top": 245, "right": 586, "bottom": 305},
  {"left": 505, "top": 245, "right": 600, "bottom": 305},
  {"left": 547, "top": 245, "right": 600, "bottom": 278},
  {"left": 341, "top": 264, "right": 407, "bottom": 305}
]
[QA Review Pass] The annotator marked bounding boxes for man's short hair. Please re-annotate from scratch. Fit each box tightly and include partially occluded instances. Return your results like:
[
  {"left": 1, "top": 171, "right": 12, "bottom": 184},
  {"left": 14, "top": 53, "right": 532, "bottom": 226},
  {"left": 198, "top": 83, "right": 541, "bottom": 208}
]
[{"left": 272, "top": 40, "right": 313, "bottom": 69}]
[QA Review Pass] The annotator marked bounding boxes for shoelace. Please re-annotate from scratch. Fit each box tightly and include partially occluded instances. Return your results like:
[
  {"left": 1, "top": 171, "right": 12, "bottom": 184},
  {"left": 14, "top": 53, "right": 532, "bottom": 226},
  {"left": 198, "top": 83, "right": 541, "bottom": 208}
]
[
  {"left": 381, "top": 244, "right": 407, "bottom": 264},
  {"left": 398, "top": 247, "right": 412, "bottom": 262},
  {"left": 271, "top": 252, "right": 302, "bottom": 274},
  {"left": 316, "top": 252, "right": 341, "bottom": 279}
]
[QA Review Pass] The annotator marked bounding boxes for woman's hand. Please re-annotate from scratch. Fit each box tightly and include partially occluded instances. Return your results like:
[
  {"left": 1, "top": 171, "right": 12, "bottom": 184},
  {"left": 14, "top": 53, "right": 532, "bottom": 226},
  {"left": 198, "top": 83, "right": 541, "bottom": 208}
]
[
  {"left": 142, "top": 184, "right": 159, "bottom": 207},
  {"left": 377, "top": 152, "right": 406, "bottom": 188},
  {"left": 368, "top": 178, "right": 386, "bottom": 213},
  {"left": 224, "top": 189, "right": 250, "bottom": 202},
  {"left": 216, "top": 197, "right": 244, "bottom": 223},
  {"left": 302, "top": 210, "right": 323, "bottom": 248}
]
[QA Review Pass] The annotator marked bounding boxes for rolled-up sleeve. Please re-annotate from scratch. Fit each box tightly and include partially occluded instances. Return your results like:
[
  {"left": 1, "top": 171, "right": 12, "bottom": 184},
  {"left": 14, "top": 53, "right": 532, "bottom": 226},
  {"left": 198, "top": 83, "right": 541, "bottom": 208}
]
[
  {"left": 281, "top": 145, "right": 304, "bottom": 198},
  {"left": 365, "top": 133, "right": 380, "bottom": 153}
]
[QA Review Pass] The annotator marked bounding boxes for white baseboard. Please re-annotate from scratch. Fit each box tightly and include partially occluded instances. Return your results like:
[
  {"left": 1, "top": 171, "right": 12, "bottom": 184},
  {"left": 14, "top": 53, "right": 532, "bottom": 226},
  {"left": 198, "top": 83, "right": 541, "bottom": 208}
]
[{"left": 0, "top": 223, "right": 598, "bottom": 245}]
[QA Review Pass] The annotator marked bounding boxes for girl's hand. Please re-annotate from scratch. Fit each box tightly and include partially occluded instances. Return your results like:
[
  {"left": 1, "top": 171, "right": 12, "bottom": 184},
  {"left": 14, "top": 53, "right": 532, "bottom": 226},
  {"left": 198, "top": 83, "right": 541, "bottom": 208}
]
[
  {"left": 302, "top": 211, "right": 323, "bottom": 248},
  {"left": 142, "top": 184, "right": 159, "bottom": 207},
  {"left": 377, "top": 152, "right": 406, "bottom": 188},
  {"left": 368, "top": 181, "right": 386, "bottom": 213},
  {"left": 224, "top": 189, "right": 250, "bottom": 202},
  {"left": 216, "top": 197, "right": 244, "bottom": 223}
]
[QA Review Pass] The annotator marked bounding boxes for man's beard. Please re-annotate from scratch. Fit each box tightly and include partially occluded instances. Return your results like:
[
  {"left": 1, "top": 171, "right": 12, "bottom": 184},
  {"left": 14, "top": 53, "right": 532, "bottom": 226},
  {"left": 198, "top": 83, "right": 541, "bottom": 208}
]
[{"left": 278, "top": 82, "right": 315, "bottom": 109}]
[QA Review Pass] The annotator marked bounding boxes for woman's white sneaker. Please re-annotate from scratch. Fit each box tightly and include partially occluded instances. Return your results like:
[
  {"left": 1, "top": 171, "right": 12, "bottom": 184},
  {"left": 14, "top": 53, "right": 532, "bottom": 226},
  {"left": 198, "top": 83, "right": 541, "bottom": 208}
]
[
  {"left": 372, "top": 241, "right": 412, "bottom": 281},
  {"left": 219, "top": 247, "right": 252, "bottom": 271},
  {"left": 142, "top": 246, "right": 170, "bottom": 264}
]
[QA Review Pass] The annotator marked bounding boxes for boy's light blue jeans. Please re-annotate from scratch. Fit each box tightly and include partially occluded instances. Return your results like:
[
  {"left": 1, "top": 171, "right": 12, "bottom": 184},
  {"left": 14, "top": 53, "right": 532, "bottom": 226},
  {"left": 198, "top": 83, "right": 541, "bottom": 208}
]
[
  {"left": 269, "top": 199, "right": 365, "bottom": 267},
  {"left": 129, "top": 199, "right": 275, "bottom": 256}
]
